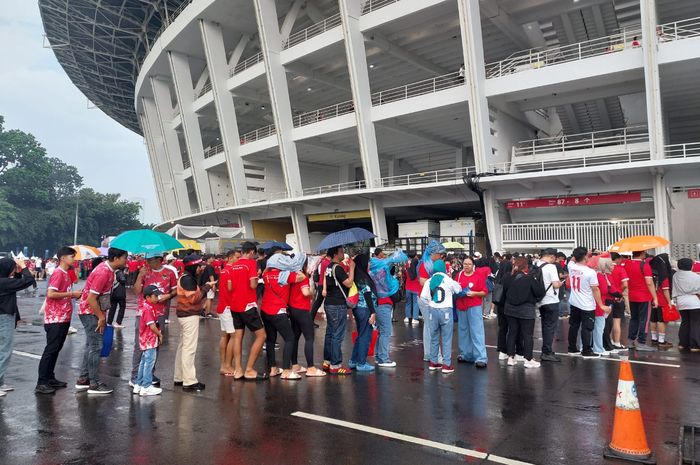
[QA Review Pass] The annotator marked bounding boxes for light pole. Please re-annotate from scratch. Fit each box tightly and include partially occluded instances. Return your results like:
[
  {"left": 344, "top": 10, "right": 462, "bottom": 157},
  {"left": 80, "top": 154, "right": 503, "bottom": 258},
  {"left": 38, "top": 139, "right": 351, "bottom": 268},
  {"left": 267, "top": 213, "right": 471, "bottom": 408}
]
[{"left": 73, "top": 192, "right": 79, "bottom": 245}]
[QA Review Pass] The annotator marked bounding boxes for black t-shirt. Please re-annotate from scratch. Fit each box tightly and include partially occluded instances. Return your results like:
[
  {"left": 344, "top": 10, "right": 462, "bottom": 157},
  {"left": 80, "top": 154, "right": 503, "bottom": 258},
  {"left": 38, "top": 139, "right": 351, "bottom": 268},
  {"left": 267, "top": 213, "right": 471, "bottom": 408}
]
[
  {"left": 198, "top": 265, "right": 216, "bottom": 287},
  {"left": 324, "top": 264, "right": 350, "bottom": 306}
]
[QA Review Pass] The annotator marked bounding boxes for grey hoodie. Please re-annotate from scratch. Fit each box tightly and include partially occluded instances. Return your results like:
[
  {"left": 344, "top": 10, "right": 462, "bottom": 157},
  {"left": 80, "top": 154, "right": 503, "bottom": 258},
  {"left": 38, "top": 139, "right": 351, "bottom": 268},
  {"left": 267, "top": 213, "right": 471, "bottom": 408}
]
[{"left": 672, "top": 270, "right": 700, "bottom": 311}]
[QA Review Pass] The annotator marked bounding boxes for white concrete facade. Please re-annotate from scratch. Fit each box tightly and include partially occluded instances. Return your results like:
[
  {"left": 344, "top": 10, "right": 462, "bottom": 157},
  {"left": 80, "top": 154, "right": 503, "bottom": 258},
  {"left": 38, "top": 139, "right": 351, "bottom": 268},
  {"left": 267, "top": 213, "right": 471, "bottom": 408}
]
[{"left": 44, "top": 0, "right": 700, "bottom": 254}]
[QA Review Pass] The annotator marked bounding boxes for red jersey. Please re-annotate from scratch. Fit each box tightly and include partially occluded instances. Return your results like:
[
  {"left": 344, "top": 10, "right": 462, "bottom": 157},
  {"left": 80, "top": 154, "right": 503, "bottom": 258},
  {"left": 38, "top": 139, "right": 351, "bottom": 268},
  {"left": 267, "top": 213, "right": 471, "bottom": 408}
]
[
  {"left": 79, "top": 262, "right": 115, "bottom": 315},
  {"left": 455, "top": 270, "right": 486, "bottom": 310},
  {"left": 404, "top": 262, "right": 421, "bottom": 293},
  {"left": 289, "top": 276, "right": 311, "bottom": 310},
  {"left": 418, "top": 262, "right": 429, "bottom": 281},
  {"left": 656, "top": 277, "right": 670, "bottom": 308},
  {"left": 127, "top": 260, "right": 139, "bottom": 273},
  {"left": 229, "top": 258, "right": 258, "bottom": 312},
  {"left": 138, "top": 267, "right": 177, "bottom": 317},
  {"left": 45, "top": 267, "right": 73, "bottom": 324},
  {"left": 174, "top": 260, "right": 185, "bottom": 275},
  {"left": 610, "top": 264, "right": 629, "bottom": 291},
  {"left": 595, "top": 272, "right": 619, "bottom": 317},
  {"left": 67, "top": 267, "right": 78, "bottom": 283},
  {"left": 693, "top": 261, "right": 700, "bottom": 273},
  {"left": 138, "top": 302, "right": 159, "bottom": 350},
  {"left": 217, "top": 265, "right": 234, "bottom": 313},
  {"left": 261, "top": 269, "right": 289, "bottom": 315},
  {"left": 621, "top": 259, "right": 653, "bottom": 303}
]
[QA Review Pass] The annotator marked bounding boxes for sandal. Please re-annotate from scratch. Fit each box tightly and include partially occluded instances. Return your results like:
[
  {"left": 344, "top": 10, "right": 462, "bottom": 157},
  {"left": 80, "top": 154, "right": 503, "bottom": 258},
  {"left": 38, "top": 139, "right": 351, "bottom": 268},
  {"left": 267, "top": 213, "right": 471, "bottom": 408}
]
[
  {"left": 306, "top": 368, "right": 327, "bottom": 377},
  {"left": 244, "top": 372, "right": 269, "bottom": 381},
  {"left": 294, "top": 366, "right": 307, "bottom": 374},
  {"left": 269, "top": 367, "right": 283, "bottom": 377},
  {"left": 281, "top": 372, "right": 302, "bottom": 380}
]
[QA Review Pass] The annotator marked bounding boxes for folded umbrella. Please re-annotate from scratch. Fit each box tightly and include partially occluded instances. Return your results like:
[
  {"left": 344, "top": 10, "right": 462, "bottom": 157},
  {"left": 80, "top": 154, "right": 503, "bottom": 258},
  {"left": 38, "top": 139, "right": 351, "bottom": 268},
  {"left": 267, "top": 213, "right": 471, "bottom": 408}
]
[
  {"left": 110, "top": 230, "right": 184, "bottom": 256},
  {"left": 608, "top": 235, "right": 670, "bottom": 253},
  {"left": 316, "top": 227, "right": 376, "bottom": 252}
]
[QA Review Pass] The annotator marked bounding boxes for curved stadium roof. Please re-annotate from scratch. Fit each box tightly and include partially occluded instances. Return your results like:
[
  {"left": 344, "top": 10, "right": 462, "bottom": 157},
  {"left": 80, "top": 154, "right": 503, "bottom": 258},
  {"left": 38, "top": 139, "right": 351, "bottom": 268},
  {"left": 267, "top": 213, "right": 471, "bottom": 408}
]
[{"left": 39, "top": 0, "right": 188, "bottom": 135}]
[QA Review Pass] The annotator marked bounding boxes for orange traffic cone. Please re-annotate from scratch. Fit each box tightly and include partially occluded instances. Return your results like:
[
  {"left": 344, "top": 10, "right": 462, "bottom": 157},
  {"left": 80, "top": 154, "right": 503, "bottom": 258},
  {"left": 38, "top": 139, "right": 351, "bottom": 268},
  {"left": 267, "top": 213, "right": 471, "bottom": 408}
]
[{"left": 604, "top": 358, "right": 655, "bottom": 464}]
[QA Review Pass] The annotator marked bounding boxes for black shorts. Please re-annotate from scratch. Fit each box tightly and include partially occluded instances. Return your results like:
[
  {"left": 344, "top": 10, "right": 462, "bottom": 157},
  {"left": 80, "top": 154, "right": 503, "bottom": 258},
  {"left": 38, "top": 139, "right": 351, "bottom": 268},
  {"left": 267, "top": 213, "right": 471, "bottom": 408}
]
[
  {"left": 232, "top": 308, "right": 264, "bottom": 332},
  {"left": 611, "top": 300, "right": 625, "bottom": 319},
  {"left": 649, "top": 306, "right": 664, "bottom": 323}
]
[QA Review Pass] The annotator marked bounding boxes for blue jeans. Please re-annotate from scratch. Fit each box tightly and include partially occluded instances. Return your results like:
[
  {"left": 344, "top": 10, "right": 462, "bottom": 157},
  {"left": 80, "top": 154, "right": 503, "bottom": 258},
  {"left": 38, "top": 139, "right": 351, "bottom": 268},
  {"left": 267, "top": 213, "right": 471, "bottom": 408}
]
[
  {"left": 136, "top": 348, "right": 157, "bottom": 388},
  {"left": 324, "top": 305, "right": 347, "bottom": 367},
  {"left": 404, "top": 291, "right": 420, "bottom": 319},
  {"left": 375, "top": 304, "right": 393, "bottom": 363},
  {"left": 351, "top": 306, "right": 372, "bottom": 365},
  {"left": 593, "top": 316, "right": 606, "bottom": 353},
  {"left": 79, "top": 314, "right": 103, "bottom": 384},
  {"left": 0, "top": 314, "right": 15, "bottom": 386},
  {"left": 428, "top": 307, "right": 453, "bottom": 366},
  {"left": 457, "top": 306, "right": 488, "bottom": 363}
]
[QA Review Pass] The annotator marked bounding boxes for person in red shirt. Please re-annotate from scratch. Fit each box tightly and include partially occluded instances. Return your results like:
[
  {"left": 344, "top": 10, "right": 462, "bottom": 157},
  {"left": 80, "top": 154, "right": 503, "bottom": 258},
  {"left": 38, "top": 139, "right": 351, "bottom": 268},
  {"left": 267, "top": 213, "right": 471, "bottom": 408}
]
[
  {"left": 692, "top": 260, "right": 700, "bottom": 274},
  {"left": 404, "top": 252, "right": 421, "bottom": 325},
  {"left": 76, "top": 247, "right": 128, "bottom": 394},
  {"left": 130, "top": 253, "right": 177, "bottom": 387},
  {"left": 609, "top": 253, "right": 629, "bottom": 350},
  {"left": 36, "top": 247, "right": 82, "bottom": 394},
  {"left": 216, "top": 250, "right": 239, "bottom": 376},
  {"left": 454, "top": 257, "right": 488, "bottom": 367},
  {"left": 127, "top": 257, "right": 140, "bottom": 286},
  {"left": 289, "top": 262, "right": 325, "bottom": 377},
  {"left": 229, "top": 242, "right": 267, "bottom": 380},
  {"left": 133, "top": 286, "right": 164, "bottom": 397},
  {"left": 649, "top": 254, "right": 674, "bottom": 349},
  {"left": 621, "top": 251, "right": 658, "bottom": 351}
]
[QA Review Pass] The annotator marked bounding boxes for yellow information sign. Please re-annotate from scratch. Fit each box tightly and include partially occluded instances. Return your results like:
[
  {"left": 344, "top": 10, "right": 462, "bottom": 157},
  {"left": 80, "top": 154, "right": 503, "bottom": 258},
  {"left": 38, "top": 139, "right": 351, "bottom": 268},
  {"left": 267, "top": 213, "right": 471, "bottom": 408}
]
[{"left": 308, "top": 210, "right": 371, "bottom": 222}]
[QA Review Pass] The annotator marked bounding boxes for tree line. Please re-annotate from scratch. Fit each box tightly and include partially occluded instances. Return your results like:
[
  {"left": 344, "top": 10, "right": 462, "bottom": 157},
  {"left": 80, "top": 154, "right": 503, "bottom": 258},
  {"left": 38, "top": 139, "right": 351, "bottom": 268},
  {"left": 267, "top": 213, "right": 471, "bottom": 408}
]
[{"left": 0, "top": 115, "right": 146, "bottom": 255}]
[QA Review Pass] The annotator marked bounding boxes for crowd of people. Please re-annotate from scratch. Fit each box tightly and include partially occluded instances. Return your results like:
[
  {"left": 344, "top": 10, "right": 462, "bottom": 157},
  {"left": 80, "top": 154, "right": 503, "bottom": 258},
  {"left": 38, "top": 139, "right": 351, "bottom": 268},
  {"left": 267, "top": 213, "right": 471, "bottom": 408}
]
[{"left": 0, "top": 239, "right": 699, "bottom": 399}]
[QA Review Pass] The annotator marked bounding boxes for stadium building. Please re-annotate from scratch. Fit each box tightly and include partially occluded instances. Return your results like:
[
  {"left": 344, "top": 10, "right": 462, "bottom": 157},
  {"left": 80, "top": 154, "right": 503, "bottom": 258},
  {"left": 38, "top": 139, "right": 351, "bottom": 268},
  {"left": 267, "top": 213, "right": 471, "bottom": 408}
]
[{"left": 41, "top": 0, "right": 700, "bottom": 255}]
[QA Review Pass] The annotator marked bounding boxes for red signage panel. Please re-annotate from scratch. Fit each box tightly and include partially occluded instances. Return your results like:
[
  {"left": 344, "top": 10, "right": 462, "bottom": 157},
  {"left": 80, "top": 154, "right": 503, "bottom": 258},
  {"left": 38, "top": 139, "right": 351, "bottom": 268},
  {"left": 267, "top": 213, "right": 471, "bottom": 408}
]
[
  {"left": 505, "top": 192, "right": 642, "bottom": 210},
  {"left": 688, "top": 189, "right": 700, "bottom": 199}
]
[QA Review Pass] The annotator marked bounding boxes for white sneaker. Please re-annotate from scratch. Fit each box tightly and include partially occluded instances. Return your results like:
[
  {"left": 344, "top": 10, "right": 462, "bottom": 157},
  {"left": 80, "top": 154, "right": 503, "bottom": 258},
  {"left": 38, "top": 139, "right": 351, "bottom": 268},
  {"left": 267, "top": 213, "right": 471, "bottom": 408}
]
[
  {"left": 403, "top": 317, "right": 409, "bottom": 323},
  {"left": 596, "top": 351, "right": 611, "bottom": 357},
  {"left": 515, "top": 355, "right": 526, "bottom": 363},
  {"left": 132, "top": 385, "right": 141, "bottom": 395},
  {"left": 139, "top": 386, "right": 162, "bottom": 396},
  {"left": 68, "top": 327, "right": 78, "bottom": 334},
  {"left": 377, "top": 361, "right": 397, "bottom": 367},
  {"left": 507, "top": 357, "right": 516, "bottom": 366},
  {"left": 0, "top": 384, "right": 14, "bottom": 392},
  {"left": 524, "top": 360, "right": 541, "bottom": 368},
  {"left": 498, "top": 352, "right": 509, "bottom": 361},
  {"left": 411, "top": 319, "right": 420, "bottom": 326}
]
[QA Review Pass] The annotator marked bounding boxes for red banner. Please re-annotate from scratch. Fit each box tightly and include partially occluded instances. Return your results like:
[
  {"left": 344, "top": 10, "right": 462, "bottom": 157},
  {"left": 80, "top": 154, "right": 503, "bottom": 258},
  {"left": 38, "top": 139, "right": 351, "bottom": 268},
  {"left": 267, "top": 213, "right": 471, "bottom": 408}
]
[
  {"left": 505, "top": 192, "right": 642, "bottom": 209},
  {"left": 688, "top": 189, "right": 700, "bottom": 199}
]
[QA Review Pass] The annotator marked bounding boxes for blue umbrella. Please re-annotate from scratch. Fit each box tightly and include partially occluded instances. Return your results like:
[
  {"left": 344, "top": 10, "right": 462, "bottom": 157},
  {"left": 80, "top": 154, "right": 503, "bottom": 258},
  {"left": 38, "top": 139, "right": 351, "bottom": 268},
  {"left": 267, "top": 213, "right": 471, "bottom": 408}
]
[
  {"left": 316, "top": 227, "right": 376, "bottom": 252},
  {"left": 110, "top": 229, "right": 184, "bottom": 257},
  {"left": 259, "top": 240, "right": 293, "bottom": 251}
]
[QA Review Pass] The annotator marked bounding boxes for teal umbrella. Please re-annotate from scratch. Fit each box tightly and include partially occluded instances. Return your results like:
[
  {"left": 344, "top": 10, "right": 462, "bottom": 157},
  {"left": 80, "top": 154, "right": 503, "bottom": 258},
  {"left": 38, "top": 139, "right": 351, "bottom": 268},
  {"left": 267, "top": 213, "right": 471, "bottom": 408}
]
[{"left": 110, "top": 230, "right": 184, "bottom": 257}]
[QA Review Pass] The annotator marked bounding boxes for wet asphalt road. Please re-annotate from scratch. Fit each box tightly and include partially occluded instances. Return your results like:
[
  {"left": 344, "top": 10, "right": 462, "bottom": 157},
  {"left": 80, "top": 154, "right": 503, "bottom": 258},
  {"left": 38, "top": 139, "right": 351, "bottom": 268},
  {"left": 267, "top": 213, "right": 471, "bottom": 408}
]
[{"left": 0, "top": 282, "right": 697, "bottom": 465}]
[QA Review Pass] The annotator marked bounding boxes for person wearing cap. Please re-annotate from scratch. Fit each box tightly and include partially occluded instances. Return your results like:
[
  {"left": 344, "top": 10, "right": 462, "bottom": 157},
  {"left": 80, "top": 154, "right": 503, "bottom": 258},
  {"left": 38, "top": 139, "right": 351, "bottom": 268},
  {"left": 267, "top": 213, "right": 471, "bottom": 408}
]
[
  {"left": 620, "top": 250, "right": 657, "bottom": 351},
  {"left": 133, "top": 285, "right": 164, "bottom": 396},
  {"left": 130, "top": 253, "right": 177, "bottom": 388},
  {"left": 163, "top": 254, "right": 179, "bottom": 279},
  {"left": 535, "top": 248, "right": 562, "bottom": 362},
  {"left": 173, "top": 253, "right": 212, "bottom": 391}
]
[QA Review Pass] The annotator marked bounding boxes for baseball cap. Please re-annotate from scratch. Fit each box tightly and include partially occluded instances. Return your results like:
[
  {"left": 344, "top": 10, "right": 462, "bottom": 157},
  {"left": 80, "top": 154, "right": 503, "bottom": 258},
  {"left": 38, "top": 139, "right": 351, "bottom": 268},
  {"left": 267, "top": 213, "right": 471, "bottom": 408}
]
[
  {"left": 473, "top": 251, "right": 482, "bottom": 259},
  {"left": 183, "top": 253, "right": 203, "bottom": 266},
  {"left": 143, "top": 285, "right": 163, "bottom": 297},
  {"left": 165, "top": 254, "right": 175, "bottom": 261}
]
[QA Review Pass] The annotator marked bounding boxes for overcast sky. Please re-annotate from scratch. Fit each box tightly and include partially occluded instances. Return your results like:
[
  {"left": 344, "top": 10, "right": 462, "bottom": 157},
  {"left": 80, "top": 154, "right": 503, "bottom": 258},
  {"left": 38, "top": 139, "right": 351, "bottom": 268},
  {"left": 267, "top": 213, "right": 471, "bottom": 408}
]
[{"left": 0, "top": 1, "right": 160, "bottom": 224}]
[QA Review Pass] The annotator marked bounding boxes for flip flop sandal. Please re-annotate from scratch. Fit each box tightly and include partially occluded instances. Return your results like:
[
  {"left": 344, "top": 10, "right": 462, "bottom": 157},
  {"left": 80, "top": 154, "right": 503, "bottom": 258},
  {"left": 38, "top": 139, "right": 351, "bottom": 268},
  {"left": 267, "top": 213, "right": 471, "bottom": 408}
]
[
  {"left": 281, "top": 373, "right": 302, "bottom": 380},
  {"left": 244, "top": 373, "right": 269, "bottom": 381},
  {"left": 295, "top": 367, "right": 308, "bottom": 374},
  {"left": 269, "top": 368, "right": 283, "bottom": 377},
  {"left": 306, "top": 370, "right": 327, "bottom": 377}
]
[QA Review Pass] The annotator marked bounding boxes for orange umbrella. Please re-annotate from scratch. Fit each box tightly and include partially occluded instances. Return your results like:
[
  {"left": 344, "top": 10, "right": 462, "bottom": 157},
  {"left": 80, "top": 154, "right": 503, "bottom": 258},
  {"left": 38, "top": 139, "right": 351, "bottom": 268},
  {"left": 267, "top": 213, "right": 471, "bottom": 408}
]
[{"left": 608, "top": 235, "right": 669, "bottom": 253}]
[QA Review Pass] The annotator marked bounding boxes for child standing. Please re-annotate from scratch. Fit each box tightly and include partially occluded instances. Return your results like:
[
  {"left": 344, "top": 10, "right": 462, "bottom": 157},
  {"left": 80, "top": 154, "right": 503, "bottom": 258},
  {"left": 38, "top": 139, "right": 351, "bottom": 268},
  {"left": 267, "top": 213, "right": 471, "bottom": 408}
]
[{"left": 134, "top": 285, "right": 164, "bottom": 396}]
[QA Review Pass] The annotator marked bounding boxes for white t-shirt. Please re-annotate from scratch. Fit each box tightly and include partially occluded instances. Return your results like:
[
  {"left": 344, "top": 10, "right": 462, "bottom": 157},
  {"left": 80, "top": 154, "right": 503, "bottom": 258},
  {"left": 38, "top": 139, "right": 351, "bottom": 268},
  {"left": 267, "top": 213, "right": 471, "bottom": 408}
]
[
  {"left": 536, "top": 260, "right": 561, "bottom": 306},
  {"left": 45, "top": 261, "right": 56, "bottom": 275},
  {"left": 567, "top": 261, "right": 599, "bottom": 311},
  {"left": 420, "top": 273, "right": 462, "bottom": 309}
]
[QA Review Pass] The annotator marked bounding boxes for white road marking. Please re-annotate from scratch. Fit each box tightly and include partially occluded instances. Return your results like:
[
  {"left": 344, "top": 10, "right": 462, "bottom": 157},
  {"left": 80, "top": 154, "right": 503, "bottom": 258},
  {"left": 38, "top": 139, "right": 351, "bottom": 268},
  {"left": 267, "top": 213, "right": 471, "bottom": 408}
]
[
  {"left": 12, "top": 350, "right": 41, "bottom": 360},
  {"left": 484, "top": 345, "right": 680, "bottom": 368},
  {"left": 291, "top": 411, "right": 535, "bottom": 465}
]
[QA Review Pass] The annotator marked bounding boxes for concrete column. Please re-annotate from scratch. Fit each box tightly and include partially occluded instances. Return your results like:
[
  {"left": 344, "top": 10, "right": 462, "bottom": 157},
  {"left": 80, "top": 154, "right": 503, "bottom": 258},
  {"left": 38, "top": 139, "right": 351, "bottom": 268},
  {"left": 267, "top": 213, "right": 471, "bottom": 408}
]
[
  {"left": 483, "top": 189, "right": 502, "bottom": 252},
  {"left": 254, "top": 0, "right": 303, "bottom": 197},
  {"left": 290, "top": 206, "right": 311, "bottom": 253},
  {"left": 149, "top": 77, "right": 189, "bottom": 216},
  {"left": 238, "top": 213, "right": 254, "bottom": 238},
  {"left": 369, "top": 198, "right": 388, "bottom": 246},
  {"left": 457, "top": 0, "right": 492, "bottom": 172},
  {"left": 338, "top": 0, "right": 382, "bottom": 188},
  {"left": 653, "top": 173, "right": 671, "bottom": 250},
  {"left": 640, "top": 0, "right": 665, "bottom": 159},
  {"left": 139, "top": 103, "right": 180, "bottom": 220},
  {"left": 200, "top": 20, "right": 249, "bottom": 206},
  {"left": 455, "top": 146, "right": 469, "bottom": 168},
  {"left": 168, "top": 50, "right": 215, "bottom": 212},
  {"left": 138, "top": 113, "right": 167, "bottom": 220}
]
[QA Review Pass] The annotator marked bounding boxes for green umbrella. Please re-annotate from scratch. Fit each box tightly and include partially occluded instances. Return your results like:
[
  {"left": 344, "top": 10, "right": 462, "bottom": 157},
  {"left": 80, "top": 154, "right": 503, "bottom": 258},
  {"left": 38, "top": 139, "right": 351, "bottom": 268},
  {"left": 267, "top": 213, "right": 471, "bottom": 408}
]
[{"left": 110, "top": 229, "right": 184, "bottom": 257}]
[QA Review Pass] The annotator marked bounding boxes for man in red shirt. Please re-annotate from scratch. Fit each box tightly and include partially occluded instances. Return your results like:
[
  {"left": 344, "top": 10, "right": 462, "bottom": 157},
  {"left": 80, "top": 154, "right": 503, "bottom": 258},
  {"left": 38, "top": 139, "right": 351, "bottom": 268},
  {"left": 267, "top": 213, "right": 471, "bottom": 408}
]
[
  {"left": 620, "top": 251, "right": 657, "bottom": 351},
  {"left": 76, "top": 247, "right": 128, "bottom": 394},
  {"left": 229, "top": 242, "right": 266, "bottom": 380},
  {"left": 216, "top": 250, "right": 239, "bottom": 376},
  {"left": 609, "top": 253, "right": 629, "bottom": 350},
  {"left": 130, "top": 253, "right": 177, "bottom": 387},
  {"left": 36, "top": 247, "right": 82, "bottom": 395}
]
